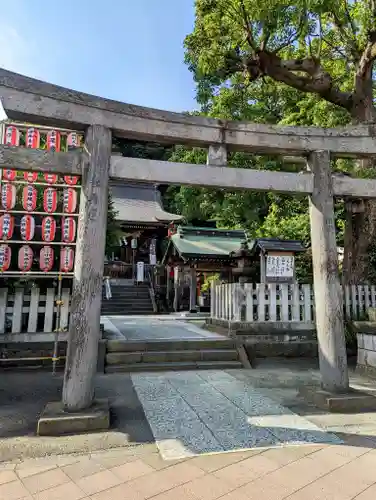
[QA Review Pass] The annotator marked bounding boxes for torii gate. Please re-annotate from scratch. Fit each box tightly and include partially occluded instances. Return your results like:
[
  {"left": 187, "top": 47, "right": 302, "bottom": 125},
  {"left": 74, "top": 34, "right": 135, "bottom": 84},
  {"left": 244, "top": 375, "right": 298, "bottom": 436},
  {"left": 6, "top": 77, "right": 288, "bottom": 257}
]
[{"left": 1, "top": 68, "right": 376, "bottom": 421}]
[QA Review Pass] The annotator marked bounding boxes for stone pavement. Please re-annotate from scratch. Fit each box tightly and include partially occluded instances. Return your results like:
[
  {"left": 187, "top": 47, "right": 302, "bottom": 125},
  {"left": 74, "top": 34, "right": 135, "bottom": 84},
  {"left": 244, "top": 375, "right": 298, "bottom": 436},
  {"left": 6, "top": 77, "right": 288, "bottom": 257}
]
[
  {"left": 101, "top": 316, "right": 219, "bottom": 341},
  {"left": 2, "top": 438, "right": 376, "bottom": 499},
  {"left": 1, "top": 360, "right": 376, "bottom": 498}
]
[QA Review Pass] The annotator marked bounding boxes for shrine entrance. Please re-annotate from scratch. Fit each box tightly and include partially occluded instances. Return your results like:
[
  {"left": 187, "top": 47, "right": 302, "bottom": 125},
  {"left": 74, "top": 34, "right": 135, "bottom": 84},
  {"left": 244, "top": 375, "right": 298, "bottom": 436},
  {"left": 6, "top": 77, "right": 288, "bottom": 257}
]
[{"left": 1, "top": 68, "right": 376, "bottom": 426}]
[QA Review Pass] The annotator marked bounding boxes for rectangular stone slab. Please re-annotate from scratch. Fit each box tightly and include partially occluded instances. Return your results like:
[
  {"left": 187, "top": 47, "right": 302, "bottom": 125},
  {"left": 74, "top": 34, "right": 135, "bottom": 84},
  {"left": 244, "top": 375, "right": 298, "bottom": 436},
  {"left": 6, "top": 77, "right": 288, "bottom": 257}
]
[
  {"left": 37, "top": 399, "right": 110, "bottom": 436},
  {"left": 299, "top": 387, "right": 376, "bottom": 413}
]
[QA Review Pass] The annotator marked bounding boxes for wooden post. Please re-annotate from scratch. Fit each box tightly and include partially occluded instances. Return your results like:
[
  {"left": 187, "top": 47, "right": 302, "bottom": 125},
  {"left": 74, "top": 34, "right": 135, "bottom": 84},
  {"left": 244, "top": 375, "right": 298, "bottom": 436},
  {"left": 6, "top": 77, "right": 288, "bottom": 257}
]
[
  {"left": 260, "top": 252, "right": 266, "bottom": 283},
  {"left": 173, "top": 266, "right": 179, "bottom": 312},
  {"left": 308, "top": 150, "right": 349, "bottom": 393},
  {"left": 189, "top": 268, "right": 197, "bottom": 311},
  {"left": 62, "top": 125, "right": 112, "bottom": 411}
]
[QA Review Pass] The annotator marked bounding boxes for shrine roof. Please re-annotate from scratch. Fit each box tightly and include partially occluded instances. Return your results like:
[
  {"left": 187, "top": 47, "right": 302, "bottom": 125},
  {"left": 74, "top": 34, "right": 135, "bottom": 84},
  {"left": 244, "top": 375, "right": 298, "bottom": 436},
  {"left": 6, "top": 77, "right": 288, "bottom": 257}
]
[
  {"left": 110, "top": 182, "right": 182, "bottom": 224},
  {"left": 169, "top": 226, "right": 247, "bottom": 260},
  {"left": 253, "top": 238, "right": 306, "bottom": 253}
]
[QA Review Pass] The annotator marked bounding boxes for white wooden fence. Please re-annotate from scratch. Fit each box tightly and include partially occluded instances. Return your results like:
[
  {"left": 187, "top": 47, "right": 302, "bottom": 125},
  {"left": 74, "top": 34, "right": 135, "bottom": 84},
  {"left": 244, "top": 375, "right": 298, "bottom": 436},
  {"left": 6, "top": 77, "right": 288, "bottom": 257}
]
[
  {"left": 210, "top": 283, "right": 376, "bottom": 322},
  {"left": 0, "top": 287, "right": 71, "bottom": 334}
]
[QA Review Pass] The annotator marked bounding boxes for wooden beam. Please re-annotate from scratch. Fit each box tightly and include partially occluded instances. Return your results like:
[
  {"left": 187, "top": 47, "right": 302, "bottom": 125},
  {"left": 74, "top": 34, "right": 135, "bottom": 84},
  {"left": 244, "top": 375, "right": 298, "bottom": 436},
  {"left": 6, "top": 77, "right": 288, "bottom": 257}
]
[
  {"left": 110, "top": 157, "right": 314, "bottom": 194},
  {"left": 110, "top": 156, "right": 376, "bottom": 199},
  {"left": 2, "top": 69, "right": 376, "bottom": 156},
  {"left": 0, "top": 145, "right": 81, "bottom": 175}
]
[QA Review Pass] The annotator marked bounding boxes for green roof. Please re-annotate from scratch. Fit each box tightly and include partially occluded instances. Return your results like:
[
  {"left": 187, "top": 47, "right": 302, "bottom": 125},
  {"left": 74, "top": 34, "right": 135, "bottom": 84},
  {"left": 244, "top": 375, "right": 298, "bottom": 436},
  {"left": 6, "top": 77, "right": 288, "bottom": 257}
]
[{"left": 170, "top": 226, "right": 247, "bottom": 259}]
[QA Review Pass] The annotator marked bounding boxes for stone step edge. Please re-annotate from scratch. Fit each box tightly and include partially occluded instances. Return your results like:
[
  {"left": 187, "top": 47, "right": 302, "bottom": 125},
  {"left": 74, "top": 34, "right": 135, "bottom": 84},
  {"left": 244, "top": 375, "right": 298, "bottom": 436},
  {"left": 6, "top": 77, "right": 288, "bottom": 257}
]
[{"left": 105, "top": 360, "right": 244, "bottom": 373}]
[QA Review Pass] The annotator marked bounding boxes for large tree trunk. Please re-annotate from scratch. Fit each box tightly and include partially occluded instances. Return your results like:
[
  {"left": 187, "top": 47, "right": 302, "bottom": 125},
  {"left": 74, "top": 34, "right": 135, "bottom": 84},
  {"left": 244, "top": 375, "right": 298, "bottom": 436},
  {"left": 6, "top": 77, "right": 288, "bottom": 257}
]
[{"left": 342, "top": 95, "right": 376, "bottom": 284}]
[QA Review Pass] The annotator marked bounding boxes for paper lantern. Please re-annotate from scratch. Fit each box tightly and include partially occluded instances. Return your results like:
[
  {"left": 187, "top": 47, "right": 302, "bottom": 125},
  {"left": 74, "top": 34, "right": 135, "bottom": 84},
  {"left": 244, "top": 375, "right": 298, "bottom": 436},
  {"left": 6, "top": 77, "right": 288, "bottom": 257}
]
[
  {"left": 63, "top": 188, "right": 77, "bottom": 213},
  {"left": 3, "top": 169, "right": 16, "bottom": 181},
  {"left": 18, "top": 245, "right": 33, "bottom": 271},
  {"left": 23, "top": 172, "right": 38, "bottom": 183},
  {"left": 0, "top": 245, "right": 11, "bottom": 271},
  {"left": 60, "top": 247, "right": 74, "bottom": 272},
  {"left": 40, "top": 246, "right": 54, "bottom": 272},
  {"left": 22, "top": 185, "right": 37, "bottom": 212},
  {"left": 41, "top": 216, "right": 56, "bottom": 242},
  {"left": 64, "top": 175, "right": 79, "bottom": 186},
  {"left": 25, "top": 128, "right": 40, "bottom": 149},
  {"left": 43, "top": 173, "right": 58, "bottom": 184},
  {"left": 46, "top": 130, "right": 61, "bottom": 152},
  {"left": 62, "top": 217, "right": 76, "bottom": 243},
  {"left": 4, "top": 126, "right": 20, "bottom": 146},
  {"left": 0, "top": 214, "right": 14, "bottom": 240},
  {"left": 67, "top": 132, "right": 80, "bottom": 150},
  {"left": 20, "top": 214, "right": 35, "bottom": 241},
  {"left": 1, "top": 184, "right": 16, "bottom": 210},
  {"left": 43, "top": 188, "right": 58, "bottom": 213}
]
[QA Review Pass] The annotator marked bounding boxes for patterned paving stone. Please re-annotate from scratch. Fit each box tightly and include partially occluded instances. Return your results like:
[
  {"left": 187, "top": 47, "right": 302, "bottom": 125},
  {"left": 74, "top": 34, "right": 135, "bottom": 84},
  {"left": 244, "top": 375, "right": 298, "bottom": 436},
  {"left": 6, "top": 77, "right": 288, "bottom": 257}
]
[{"left": 132, "top": 371, "right": 342, "bottom": 459}]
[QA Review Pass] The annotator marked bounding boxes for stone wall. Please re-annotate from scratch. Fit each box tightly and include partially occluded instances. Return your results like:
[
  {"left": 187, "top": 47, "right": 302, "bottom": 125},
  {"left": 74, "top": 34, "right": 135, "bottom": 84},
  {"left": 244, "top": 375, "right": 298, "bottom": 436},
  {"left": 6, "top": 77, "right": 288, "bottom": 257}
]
[
  {"left": 205, "top": 318, "right": 318, "bottom": 359},
  {"left": 353, "top": 322, "right": 376, "bottom": 377}
]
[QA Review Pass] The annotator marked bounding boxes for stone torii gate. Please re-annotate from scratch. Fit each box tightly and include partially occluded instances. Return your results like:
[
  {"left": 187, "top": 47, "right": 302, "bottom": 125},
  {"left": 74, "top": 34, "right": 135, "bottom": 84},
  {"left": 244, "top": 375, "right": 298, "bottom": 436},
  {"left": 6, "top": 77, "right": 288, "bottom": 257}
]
[{"left": 1, "top": 68, "right": 376, "bottom": 428}]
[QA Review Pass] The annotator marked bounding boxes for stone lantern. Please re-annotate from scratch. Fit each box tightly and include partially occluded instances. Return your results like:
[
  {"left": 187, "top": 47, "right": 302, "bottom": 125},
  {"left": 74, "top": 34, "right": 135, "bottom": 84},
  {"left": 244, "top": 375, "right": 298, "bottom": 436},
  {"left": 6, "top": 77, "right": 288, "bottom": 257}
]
[{"left": 231, "top": 241, "right": 254, "bottom": 282}]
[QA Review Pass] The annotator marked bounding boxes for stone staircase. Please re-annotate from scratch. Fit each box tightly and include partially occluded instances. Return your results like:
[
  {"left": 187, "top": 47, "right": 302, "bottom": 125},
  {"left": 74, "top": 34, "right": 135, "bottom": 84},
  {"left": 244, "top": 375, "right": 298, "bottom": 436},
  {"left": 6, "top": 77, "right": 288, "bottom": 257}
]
[
  {"left": 101, "top": 282, "right": 154, "bottom": 316},
  {"left": 105, "top": 338, "right": 244, "bottom": 372}
]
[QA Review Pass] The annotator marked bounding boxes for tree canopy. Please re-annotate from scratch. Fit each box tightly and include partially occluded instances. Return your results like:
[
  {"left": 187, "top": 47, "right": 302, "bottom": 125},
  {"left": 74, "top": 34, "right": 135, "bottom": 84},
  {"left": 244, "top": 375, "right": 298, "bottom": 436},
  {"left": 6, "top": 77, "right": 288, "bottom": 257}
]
[{"left": 165, "top": 0, "right": 376, "bottom": 283}]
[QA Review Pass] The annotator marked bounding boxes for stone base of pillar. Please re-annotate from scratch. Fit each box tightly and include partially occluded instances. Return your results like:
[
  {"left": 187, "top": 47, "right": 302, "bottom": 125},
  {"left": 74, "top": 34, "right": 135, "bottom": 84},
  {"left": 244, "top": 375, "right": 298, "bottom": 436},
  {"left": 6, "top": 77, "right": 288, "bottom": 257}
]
[
  {"left": 298, "top": 386, "right": 376, "bottom": 413},
  {"left": 37, "top": 399, "right": 110, "bottom": 436}
]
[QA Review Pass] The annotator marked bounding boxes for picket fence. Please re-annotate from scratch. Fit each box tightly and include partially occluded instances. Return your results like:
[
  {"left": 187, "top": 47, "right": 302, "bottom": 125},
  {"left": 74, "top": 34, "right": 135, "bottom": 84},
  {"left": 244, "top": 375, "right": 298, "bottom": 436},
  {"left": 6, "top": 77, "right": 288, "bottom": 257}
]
[
  {"left": 210, "top": 283, "right": 376, "bottom": 322},
  {"left": 0, "top": 287, "right": 71, "bottom": 334}
]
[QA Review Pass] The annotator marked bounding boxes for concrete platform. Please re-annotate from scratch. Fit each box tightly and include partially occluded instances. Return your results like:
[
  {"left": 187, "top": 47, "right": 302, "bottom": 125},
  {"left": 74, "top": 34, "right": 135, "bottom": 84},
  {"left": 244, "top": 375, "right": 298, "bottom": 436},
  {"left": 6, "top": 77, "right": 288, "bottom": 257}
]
[
  {"left": 299, "top": 386, "right": 376, "bottom": 413},
  {"left": 37, "top": 399, "right": 110, "bottom": 436}
]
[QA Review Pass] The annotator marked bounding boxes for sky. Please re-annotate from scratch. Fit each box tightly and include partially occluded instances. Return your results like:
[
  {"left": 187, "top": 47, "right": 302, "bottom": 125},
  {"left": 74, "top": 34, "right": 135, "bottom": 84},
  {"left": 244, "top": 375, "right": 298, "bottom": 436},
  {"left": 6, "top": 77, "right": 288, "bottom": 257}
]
[{"left": 0, "top": 0, "right": 197, "bottom": 112}]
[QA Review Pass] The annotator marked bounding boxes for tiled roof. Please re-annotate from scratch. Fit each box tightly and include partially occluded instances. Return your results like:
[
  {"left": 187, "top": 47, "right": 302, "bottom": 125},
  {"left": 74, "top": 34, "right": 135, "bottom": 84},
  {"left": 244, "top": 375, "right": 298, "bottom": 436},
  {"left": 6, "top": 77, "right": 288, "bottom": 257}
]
[
  {"left": 255, "top": 238, "right": 306, "bottom": 253},
  {"left": 170, "top": 226, "right": 247, "bottom": 258},
  {"left": 110, "top": 182, "right": 182, "bottom": 224}
]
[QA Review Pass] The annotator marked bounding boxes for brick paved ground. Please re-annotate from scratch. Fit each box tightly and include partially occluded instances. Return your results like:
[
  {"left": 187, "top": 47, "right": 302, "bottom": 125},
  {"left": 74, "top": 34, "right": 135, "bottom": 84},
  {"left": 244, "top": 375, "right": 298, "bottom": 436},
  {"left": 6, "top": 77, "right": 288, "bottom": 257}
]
[
  {"left": 1, "top": 359, "right": 376, "bottom": 498},
  {"left": 1, "top": 438, "right": 376, "bottom": 500}
]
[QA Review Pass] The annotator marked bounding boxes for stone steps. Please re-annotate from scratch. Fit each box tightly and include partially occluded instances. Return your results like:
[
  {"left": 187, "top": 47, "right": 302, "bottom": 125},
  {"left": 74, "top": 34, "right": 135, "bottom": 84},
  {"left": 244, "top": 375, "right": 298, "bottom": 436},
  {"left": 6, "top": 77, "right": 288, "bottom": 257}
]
[
  {"left": 106, "top": 360, "right": 243, "bottom": 373},
  {"left": 101, "top": 285, "right": 154, "bottom": 316},
  {"left": 105, "top": 339, "right": 244, "bottom": 373}
]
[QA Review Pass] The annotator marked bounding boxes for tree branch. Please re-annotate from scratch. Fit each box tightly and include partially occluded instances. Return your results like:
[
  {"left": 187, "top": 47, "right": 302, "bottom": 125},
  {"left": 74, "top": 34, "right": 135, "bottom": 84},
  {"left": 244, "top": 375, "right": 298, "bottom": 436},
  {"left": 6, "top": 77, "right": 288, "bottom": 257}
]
[
  {"left": 239, "top": 0, "right": 256, "bottom": 51},
  {"left": 246, "top": 52, "right": 353, "bottom": 111}
]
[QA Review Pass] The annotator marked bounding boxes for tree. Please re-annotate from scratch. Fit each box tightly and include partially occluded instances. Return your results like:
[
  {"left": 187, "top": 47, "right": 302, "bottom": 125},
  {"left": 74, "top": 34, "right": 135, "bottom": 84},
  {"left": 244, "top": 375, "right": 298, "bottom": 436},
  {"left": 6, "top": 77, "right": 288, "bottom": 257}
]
[
  {"left": 105, "top": 191, "right": 121, "bottom": 257},
  {"left": 185, "top": 0, "right": 376, "bottom": 283}
]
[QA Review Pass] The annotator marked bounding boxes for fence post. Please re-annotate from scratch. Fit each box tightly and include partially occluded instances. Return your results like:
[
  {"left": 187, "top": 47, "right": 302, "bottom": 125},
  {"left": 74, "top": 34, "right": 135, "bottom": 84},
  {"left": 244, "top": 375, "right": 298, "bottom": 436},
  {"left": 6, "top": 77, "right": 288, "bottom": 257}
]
[
  {"left": 62, "top": 125, "right": 112, "bottom": 412},
  {"left": 308, "top": 150, "right": 348, "bottom": 393}
]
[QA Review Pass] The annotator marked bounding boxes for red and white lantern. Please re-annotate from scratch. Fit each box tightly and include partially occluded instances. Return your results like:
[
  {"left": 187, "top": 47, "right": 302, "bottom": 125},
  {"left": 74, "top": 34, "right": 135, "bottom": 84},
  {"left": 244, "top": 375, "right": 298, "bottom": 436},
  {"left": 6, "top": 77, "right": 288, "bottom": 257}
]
[
  {"left": 40, "top": 246, "right": 54, "bottom": 272},
  {"left": 1, "top": 184, "right": 16, "bottom": 210},
  {"left": 62, "top": 217, "right": 76, "bottom": 243},
  {"left": 43, "top": 173, "right": 58, "bottom": 184},
  {"left": 67, "top": 132, "right": 80, "bottom": 150},
  {"left": 46, "top": 130, "right": 61, "bottom": 152},
  {"left": 4, "top": 126, "right": 20, "bottom": 146},
  {"left": 20, "top": 214, "right": 35, "bottom": 241},
  {"left": 2, "top": 169, "right": 17, "bottom": 181},
  {"left": 64, "top": 175, "right": 79, "bottom": 186},
  {"left": 41, "top": 216, "right": 56, "bottom": 242},
  {"left": 18, "top": 245, "right": 33, "bottom": 272},
  {"left": 63, "top": 188, "right": 77, "bottom": 213},
  {"left": 25, "top": 128, "right": 40, "bottom": 149},
  {"left": 43, "top": 188, "right": 57, "bottom": 213},
  {"left": 23, "top": 171, "right": 38, "bottom": 183},
  {"left": 0, "top": 214, "right": 14, "bottom": 240},
  {"left": 22, "top": 185, "right": 37, "bottom": 212},
  {"left": 60, "top": 247, "right": 74, "bottom": 272},
  {"left": 0, "top": 245, "right": 11, "bottom": 271}
]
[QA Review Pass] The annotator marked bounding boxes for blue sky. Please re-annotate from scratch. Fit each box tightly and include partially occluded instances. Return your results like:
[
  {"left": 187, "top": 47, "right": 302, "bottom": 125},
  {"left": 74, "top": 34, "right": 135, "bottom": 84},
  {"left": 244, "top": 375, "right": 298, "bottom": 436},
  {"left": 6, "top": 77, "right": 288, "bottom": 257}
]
[{"left": 0, "top": 0, "right": 197, "bottom": 112}]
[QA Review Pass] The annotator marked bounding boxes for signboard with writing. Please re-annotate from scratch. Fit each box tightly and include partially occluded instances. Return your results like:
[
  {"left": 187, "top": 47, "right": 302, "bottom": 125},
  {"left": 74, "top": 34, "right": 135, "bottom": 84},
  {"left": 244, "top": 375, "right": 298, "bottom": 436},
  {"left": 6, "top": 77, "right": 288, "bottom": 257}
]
[{"left": 266, "top": 254, "right": 295, "bottom": 281}]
